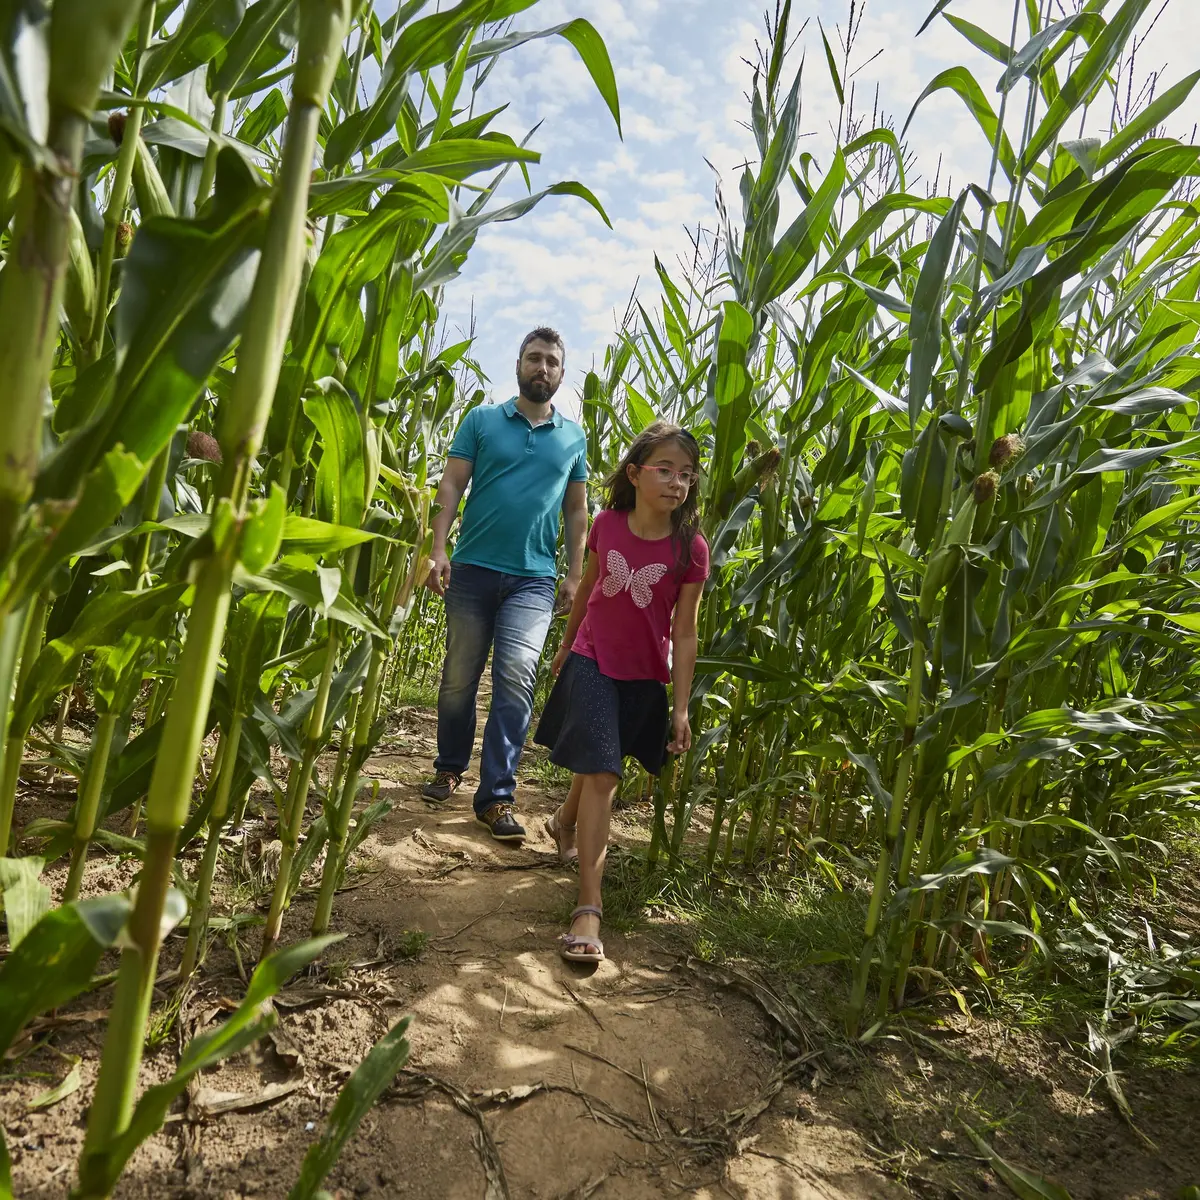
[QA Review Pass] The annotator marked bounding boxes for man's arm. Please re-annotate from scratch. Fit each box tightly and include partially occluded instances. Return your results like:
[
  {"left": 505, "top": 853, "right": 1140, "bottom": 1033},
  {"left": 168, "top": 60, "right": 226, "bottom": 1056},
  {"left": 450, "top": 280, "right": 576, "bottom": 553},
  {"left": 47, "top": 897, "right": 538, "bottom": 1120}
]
[
  {"left": 426, "top": 456, "right": 474, "bottom": 596},
  {"left": 557, "top": 479, "right": 589, "bottom": 613}
]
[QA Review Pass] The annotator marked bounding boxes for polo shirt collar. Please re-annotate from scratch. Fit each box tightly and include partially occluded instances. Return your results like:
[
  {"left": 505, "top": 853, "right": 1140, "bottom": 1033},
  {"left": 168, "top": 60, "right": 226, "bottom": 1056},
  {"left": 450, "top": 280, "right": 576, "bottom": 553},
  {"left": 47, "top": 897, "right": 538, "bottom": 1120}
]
[{"left": 504, "top": 396, "right": 563, "bottom": 427}]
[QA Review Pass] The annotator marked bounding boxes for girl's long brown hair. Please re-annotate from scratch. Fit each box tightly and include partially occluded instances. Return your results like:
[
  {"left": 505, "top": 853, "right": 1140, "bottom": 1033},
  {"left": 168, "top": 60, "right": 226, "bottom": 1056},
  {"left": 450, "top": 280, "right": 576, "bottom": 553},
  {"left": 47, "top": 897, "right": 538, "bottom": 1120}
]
[{"left": 602, "top": 421, "right": 702, "bottom": 576}]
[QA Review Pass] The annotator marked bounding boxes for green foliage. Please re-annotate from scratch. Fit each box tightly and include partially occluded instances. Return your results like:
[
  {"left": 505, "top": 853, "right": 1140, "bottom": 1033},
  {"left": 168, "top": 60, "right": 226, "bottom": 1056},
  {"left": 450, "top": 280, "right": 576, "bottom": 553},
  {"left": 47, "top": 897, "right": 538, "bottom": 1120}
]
[
  {"left": 288, "top": 1018, "right": 412, "bottom": 1200},
  {"left": 572, "top": 0, "right": 1200, "bottom": 1043},
  {"left": 0, "top": 894, "right": 137, "bottom": 1057},
  {"left": 0, "top": 857, "right": 50, "bottom": 949},
  {"left": 79, "top": 938, "right": 343, "bottom": 1197},
  {"left": 2, "top": 0, "right": 1198, "bottom": 1191},
  {"left": 0, "top": 1, "right": 621, "bottom": 1195}
]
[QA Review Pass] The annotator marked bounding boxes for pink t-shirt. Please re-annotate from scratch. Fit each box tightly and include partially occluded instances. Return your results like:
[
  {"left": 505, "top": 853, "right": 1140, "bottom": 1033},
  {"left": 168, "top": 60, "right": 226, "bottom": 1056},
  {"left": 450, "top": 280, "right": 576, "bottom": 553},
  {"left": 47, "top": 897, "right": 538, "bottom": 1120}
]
[{"left": 573, "top": 510, "right": 710, "bottom": 683}]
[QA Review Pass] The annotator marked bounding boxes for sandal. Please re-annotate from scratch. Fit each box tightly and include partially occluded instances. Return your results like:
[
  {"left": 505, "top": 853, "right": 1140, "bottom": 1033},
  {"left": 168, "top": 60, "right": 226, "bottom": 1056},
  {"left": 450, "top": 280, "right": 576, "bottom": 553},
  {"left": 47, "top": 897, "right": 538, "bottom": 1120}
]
[
  {"left": 560, "top": 904, "right": 604, "bottom": 963},
  {"left": 544, "top": 808, "right": 578, "bottom": 863}
]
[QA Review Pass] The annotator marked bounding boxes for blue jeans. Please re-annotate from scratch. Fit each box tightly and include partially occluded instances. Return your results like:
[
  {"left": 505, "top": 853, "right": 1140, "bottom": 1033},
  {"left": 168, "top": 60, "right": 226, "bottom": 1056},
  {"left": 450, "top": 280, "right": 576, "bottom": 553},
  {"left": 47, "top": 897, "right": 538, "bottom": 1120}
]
[{"left": 434, "top": 564, "right": 556, "bottom": 815}]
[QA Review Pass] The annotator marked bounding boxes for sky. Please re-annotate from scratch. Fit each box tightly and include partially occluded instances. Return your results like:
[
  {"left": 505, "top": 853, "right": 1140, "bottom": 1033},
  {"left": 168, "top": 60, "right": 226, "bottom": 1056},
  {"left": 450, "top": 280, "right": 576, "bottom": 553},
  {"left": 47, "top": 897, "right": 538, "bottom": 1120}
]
[{"left": 380, "top": 0, "right": 1200, "bottom": 414}]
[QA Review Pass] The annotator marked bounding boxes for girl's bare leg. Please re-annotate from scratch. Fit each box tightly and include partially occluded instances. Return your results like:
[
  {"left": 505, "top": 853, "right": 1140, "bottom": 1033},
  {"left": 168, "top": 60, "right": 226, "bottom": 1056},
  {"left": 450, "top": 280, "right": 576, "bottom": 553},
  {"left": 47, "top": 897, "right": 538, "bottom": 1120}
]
[
  {"left": 570, "top": 771, "right": 618, "bottom": 951},
  {"left": 558, "top": 773, "right": 584, "bottom": 824},
  {"left": 550, "top": 773, "right": 583, "bottom": 859}
]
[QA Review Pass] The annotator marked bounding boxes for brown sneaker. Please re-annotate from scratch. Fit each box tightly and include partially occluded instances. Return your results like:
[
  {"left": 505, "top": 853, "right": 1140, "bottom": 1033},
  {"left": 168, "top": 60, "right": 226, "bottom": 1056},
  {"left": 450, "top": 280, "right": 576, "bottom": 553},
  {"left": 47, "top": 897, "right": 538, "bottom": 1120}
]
[
  {"left": 421, "top": 771, "right": 462, "bottom": 803},
  {"left": 475, "top": 803, "right": 526, "bottom": 842}
]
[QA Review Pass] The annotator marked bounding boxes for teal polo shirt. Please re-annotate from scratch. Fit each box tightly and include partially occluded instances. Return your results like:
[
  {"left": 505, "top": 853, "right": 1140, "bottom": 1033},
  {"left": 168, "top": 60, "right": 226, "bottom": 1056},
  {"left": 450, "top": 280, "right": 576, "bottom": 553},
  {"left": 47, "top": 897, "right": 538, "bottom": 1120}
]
[{"left": 448, "top": 398, "right": 588, "bottom": 578}]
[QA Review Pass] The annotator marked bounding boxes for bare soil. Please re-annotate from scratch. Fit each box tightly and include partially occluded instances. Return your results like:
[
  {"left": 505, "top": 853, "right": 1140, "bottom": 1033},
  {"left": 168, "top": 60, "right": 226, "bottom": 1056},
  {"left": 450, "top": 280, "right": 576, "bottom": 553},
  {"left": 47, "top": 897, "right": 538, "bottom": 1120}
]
[{"left": 3, "top": 702, "right": 1198, "bottom": 1200}]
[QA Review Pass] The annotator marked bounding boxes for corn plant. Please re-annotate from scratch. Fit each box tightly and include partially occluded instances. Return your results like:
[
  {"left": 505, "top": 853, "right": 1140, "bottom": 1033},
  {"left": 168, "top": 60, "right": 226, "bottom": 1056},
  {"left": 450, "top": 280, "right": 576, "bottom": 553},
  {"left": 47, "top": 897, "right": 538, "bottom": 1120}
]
[
  {"left": 577, "top": 0, "right": 1200, "bottom": 1034},
  {"left": 0, "top": 1, "right": 620, "bottom": 1195}
]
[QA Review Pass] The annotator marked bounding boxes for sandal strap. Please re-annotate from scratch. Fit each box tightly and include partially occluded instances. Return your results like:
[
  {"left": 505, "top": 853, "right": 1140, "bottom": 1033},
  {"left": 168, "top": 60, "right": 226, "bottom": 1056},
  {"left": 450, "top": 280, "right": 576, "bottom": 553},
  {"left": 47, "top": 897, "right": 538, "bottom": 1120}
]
[
  {"left": 571, "top": 904, "right": 603, "bottom": 920},
  {"left": 561, "top": 933, "right": 605, "bottom": 953}
]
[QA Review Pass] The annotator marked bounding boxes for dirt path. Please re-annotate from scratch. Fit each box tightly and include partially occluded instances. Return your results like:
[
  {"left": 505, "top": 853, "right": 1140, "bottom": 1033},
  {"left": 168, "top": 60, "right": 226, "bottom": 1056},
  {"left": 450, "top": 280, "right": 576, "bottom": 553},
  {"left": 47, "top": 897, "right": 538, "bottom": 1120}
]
[
  {"left": 5, "top": 701, "right": 1200, "bottom": 1199},
  {"left": 2, "top": 704, "right": 898, "bottom": 1200},
  {"left": 263, "top": 705, "right": 901, "bottom": 1199}
]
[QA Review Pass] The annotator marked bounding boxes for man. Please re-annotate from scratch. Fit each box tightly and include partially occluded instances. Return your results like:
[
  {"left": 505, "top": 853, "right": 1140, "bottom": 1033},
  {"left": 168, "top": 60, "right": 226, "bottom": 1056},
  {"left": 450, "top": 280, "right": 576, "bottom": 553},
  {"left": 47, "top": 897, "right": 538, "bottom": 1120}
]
[{"left": 422, "top": 328, "right": 588, "bottom": 842}]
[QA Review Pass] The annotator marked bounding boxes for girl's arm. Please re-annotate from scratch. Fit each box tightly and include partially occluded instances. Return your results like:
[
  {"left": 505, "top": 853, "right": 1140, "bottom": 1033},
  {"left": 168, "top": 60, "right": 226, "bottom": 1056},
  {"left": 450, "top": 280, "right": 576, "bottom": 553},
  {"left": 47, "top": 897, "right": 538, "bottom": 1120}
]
[
  {"left": 668, "top": 580, "right": 704, "bottom": 752},
  {"left": 551, "top": 551, "right": 599, "bottom": 675}
]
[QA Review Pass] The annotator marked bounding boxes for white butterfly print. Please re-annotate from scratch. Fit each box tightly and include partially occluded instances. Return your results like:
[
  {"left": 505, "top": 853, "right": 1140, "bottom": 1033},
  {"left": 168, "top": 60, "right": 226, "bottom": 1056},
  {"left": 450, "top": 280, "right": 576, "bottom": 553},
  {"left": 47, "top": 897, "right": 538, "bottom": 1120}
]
[{"left": 602, "top": 550, "right": 668, "bottom": 609}]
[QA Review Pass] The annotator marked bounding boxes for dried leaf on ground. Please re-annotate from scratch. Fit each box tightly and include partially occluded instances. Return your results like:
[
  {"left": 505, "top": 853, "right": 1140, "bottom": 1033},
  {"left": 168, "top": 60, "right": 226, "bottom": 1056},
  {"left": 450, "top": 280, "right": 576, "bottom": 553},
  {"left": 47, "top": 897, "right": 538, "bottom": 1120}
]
[
  {"left": 680, "top": 956, "right": 811, "bottom": 1051},
  {"left": 188, "top": 1078, "right": 303, "bottom": 1118},
  {"left": 29, "top": 1057, "right": 82, "bottom": 1110}
]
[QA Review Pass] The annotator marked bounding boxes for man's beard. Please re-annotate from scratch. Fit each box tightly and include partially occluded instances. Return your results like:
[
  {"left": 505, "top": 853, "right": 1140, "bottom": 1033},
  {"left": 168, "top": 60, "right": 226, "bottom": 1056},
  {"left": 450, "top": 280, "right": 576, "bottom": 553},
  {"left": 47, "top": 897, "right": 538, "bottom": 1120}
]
[{"left": 519, "top": 371, "right": 559, "bottom": 404}]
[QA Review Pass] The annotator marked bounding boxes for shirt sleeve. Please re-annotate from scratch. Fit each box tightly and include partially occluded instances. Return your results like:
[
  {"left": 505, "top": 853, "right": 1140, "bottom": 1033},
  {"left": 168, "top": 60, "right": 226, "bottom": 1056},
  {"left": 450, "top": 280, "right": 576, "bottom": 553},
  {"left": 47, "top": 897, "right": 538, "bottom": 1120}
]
[
  {"left": 447, "top": 408, "right": 479, "bottom": 461},
  {"left": 683, "top": 534, "right": 710, "bottom": 584}
]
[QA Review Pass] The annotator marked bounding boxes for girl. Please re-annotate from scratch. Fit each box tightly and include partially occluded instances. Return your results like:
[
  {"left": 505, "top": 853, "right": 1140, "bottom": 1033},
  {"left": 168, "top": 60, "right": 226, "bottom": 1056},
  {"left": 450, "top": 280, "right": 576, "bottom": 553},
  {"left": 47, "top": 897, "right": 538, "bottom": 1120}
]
[{"left": 534, "top": 422, "right": 709, "bottom": 963}]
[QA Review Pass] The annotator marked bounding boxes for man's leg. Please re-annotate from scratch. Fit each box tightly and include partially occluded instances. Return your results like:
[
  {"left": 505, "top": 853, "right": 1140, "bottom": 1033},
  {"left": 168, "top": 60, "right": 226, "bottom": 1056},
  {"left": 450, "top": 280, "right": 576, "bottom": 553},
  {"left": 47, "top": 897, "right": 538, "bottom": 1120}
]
[
  {"left": 431, "top": 566, "right": 497, "bottom": 791},
  {"left": 473, "top": 575, "right": 555, "bottom": 827}
]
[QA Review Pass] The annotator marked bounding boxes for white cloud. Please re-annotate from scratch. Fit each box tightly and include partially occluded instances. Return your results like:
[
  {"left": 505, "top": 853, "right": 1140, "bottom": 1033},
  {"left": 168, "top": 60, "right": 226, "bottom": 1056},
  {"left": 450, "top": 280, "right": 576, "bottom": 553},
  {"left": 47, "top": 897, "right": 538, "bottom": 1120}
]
[{"left": 626, "top": 111, "right": 679, "bottom": 143}]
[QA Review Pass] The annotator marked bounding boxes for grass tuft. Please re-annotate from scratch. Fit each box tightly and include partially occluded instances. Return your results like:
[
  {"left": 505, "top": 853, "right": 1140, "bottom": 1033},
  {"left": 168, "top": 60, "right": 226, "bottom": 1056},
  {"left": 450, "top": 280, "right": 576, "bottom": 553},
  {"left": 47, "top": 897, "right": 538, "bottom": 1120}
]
[
  {"left": 592, "top": 847, "right": 868, "bottom": 973},
  {"left": 391, "top": 678, "right": 440, "bottom": 709},
  {"left": 395, "top": 929, "right": 430, "bottom": 959}
]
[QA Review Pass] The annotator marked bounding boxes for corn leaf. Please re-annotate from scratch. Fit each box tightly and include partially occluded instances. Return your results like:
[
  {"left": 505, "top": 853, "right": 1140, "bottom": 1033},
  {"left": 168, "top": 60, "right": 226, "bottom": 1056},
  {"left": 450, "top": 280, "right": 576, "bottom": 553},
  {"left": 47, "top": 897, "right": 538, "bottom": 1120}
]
[
  {"left": 0, "top": 856, "right": 49, "bottom": 949},
  {"left": 267, "top": 638, "right": 374, "bottom": 754},
  {"left": 941, "top": 560, "right": 986, "bottom": 692},
  {"left": 142, "top": 0, "right": 246, "bottom": 92},
  {"left": 1077, "top": 438, "right": 1199, "bottom": 475},
  {"left": 415, "top": 178, "right": 611, "bottom": 292},
  {"left": 817, "top": 19, "right": 843, "bottom": 106},
  {"left": 903, "top": 69, "right": 1017, "bottom": 182},
  {"left": 238, "top": 85, "right": 287, "bottom": 144},
  {"left": 241, "top": 561, "right": 385, "bottom": 637},
  {"left": 917, "top": 0, "right": 957, "bottom": 36},
  {"left": 1097, "top": 69, "right": 1200, "bottom": 169},
  {"left": 381, "top": 137, "right": 540, "bottom": 180},
  {"left": 281, "top": 516, "right": 382, "bottom": 554},
  {"left": 0, "top": 0, "right": 50, "bottom": 165},
  {"left": 14, "top": 584, "right": 189, "bottom": 736},
  {"left": 324, "top": 0, "right": 541, "bottom": 169},
  {"left": 5, "top": 447, "right": 145, "bottom": 610},
  {"left": 288, "top": 1018, "right": 413, "bottom": 1200},
  {"left": 0, "top": 893, "right": 132, "bottom": 1058},
  {"left": 40, "top": 149, "right": 269, "bottom": 497},
  {"left": 965, "top": 1127, "right": 1074, "bottom": 1199},
  {"left": 997, "top": 14, "right": 1104, "bottom": 94},
  {"left": 209, "top": 0, "right": 296, "bottom": 97},
  {"left": 824, "top": 192, "right": 950, "bottom": 274},
  {"left": 469, "top": 20, "right": 619, "bottom": 134},
  {"left": 81, "top": 936, "right": 345, "bottom": 1196},
  {"left": 752, "top": 149, "right": 845, "bottom": 309},
  {"left": 943, "top": 14, "right": 1010, "bottom": 64},
  {"left": 706, "top": 301, "right": 755, "bottom": 510},
  {"left": 305, "top": 382, "right": 367, "bottom": 529},
  {"left": 908, "top": 190, "right": 966, "bottom": 427},
  {"left": 1022, "top": 0, "right": 1155, "bottom": 169}
]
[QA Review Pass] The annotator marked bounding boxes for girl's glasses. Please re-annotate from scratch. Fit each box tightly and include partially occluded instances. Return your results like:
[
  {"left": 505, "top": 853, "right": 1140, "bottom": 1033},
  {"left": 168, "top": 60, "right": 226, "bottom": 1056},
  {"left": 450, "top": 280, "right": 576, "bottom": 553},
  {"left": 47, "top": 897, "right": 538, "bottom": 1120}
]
[{"left": 641, "top": 464, "right": 698, "bottom": 489}]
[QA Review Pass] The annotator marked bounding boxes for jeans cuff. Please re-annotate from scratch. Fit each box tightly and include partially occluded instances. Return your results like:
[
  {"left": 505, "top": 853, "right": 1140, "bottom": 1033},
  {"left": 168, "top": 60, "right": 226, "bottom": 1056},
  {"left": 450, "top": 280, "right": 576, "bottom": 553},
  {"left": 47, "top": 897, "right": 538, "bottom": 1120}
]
[{"left": 474, "top": 796, "right": 515, "bottom": 815}]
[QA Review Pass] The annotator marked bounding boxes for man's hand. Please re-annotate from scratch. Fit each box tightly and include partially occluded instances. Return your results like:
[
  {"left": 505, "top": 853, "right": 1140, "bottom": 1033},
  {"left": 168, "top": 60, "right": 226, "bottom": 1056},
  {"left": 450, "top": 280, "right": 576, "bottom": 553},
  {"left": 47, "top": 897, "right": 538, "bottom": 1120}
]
[
  {"left": 556, "top": 574, "right": 580, "bottom": 615},
  {"left": 425, "top": 548, "right": 451, "bottom": 596},
  {"left": 667, "top": 710, "right": 692, "bottom": 755}
]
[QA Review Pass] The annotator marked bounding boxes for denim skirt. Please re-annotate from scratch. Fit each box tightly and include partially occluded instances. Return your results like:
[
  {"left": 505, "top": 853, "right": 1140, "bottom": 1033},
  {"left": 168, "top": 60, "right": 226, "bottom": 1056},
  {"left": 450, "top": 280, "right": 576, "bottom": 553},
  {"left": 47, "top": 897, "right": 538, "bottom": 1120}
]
[{"left": 534, "top": 652, "right": 669, "bottom": 778}]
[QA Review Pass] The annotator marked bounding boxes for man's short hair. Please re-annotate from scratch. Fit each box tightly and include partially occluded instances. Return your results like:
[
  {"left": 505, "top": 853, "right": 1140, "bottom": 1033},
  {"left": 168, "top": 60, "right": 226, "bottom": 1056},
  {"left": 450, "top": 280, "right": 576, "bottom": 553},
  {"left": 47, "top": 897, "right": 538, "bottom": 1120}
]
[{"left": 518, "top": 326, "right": 566, "bottom": 367}]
